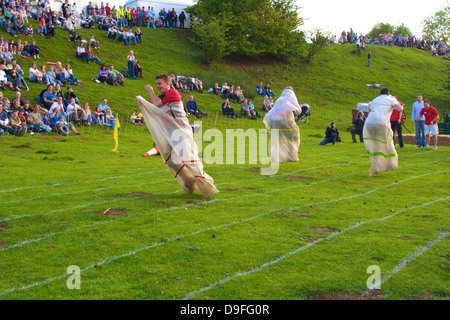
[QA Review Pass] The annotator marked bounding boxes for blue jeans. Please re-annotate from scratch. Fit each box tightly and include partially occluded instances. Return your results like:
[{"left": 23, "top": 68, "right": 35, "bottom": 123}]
[
  {"left": 319, "top": 133, "right": 336, "bottom": 145},
  {"left": 128, "top": 60, "right": 135, "bottom": 78},
  {"left": 415, "top": 120, "right": 426, "bottom": 147}
]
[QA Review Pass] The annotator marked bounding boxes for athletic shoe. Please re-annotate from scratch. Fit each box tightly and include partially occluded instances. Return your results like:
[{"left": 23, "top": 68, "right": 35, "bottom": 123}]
[
  {"left": 416, "top": 145, "right": 420, "bottom": 148},
  {"left": 434, "top": 146, "right": 438, "bottom": 150}
]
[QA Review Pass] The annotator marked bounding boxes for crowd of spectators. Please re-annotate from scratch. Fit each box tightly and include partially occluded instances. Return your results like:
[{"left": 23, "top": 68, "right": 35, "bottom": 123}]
[{"left": 329, "top": 30, "right": 450, "bottom": 57}]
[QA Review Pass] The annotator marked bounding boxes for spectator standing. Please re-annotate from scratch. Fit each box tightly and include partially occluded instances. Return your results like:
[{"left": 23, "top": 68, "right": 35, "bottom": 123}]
[
  {"left": 411, "top": 94, "right": 426, "bottom": 148},
  {"left": 417, "top": 99, "right": 439, "bottom": 150}
]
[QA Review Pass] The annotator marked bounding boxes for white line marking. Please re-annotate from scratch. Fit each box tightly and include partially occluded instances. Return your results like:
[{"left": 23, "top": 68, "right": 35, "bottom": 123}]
[
  {"left": 183, "top": 197, "right": 449, "bottom": 300},
  {"left": 361, "top": 232, "right": 449, "bottom": 297}
]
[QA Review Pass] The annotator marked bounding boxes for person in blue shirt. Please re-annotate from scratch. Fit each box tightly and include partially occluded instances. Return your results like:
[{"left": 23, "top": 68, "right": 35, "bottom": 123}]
[{"left": 186, "top": 95, "right": 207, "bottom": 118}]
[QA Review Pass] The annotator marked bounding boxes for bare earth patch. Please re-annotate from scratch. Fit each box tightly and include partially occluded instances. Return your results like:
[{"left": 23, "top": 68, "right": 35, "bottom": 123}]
[
  {"left": 310, "top": 290, "right": 382, "bottom": 300},
  {"left": 186, "top": 201, "right": 207, "bottom": 207},
  {"left": 284, "top": 176, "right": 313, "bottom": 180},
  {"left": 312, "top": 227, "right": 340, "bottom": 234},
  {"left": 221, "top": 189, "right": 238, "bottom": 192},
  {"left": 98, "top": 209, "right": 130, "bottom": 216},
  {"left": 126, "top": 192, "right": 151, "bottom": 197},
  {"left": 245, "top": 187, "right": 258, "bottom": 190},
  {"left": 0, "top": 222, "right": 8, "bottom": 233}
]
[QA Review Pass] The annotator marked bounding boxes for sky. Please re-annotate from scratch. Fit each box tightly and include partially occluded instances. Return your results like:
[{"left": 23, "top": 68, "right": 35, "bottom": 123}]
[
  {"left": 296, "top": 0, "right": 448, "bottom": 37},
  {"left": 100, "top": 0, "right": 447, "bottom": 37}
]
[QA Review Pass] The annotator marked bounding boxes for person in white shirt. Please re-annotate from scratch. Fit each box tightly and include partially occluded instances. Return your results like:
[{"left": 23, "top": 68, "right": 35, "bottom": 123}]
[
  {"left": 411, "top": 94, "right": 426, "bottom": 148},
  {"left": 66, "top": 98, "right": 86, "bottom": 124}
]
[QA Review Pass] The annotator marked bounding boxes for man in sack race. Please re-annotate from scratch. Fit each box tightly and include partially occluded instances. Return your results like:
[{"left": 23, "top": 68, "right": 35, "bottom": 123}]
[
  {"left": 263, "top": 87, "right": 302, "bottom": 163},
  {"left": 136, "top": 73, "right": 219, "bottom": 197},
  {"left": 363, "top": 87, "right": 404, "bottom": 177}
]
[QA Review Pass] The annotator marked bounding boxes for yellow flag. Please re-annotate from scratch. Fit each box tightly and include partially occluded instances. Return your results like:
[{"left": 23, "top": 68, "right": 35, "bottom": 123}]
[{"left": 111, "top": 115, "right": 120, "bottom": 152}]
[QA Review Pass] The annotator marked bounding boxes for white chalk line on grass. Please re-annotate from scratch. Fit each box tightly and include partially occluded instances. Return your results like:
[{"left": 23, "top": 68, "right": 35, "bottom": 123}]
[
  {"left": 0, "top": 170, "right": 362, "bottom": 251},
  {"left": 1, "top": 174, "right": 446, "bottom": 296},
  {"left": 0, "top": 159, "right": 444, "bottom": 249},
  {"left": 0, "top": 145, "right": 437, "bottom": 195},
  {"left": 0, "top": 169, "right": 170, "bottom": 194},
  {"left": 361, "top": 232, "right": 449, "bottom": 297},
  {"left": 0, "top": 160, "right": 361, "bottom": 223},
  {"left": 182, "top": 196, "right": 450, "bottom": 300}
]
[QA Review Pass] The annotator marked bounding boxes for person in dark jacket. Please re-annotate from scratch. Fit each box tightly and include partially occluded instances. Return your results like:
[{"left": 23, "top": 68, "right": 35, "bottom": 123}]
[
  {"left": 351, "top": 111, "right": 366, "bottom": 142},
  {"left": 319, "top": 121, "right": 340, "bottom": 145}
]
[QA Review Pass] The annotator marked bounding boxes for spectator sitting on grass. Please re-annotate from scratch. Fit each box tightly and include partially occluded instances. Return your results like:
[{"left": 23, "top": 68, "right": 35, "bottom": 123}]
[
  {"left": 28, "top": 104, "right": 52, "bottom": 132},
  {"left": 107, "top": 65, "right": 124, "bottom": 86},
  {"left": 234, "top": 86, "right": 244, "bottom": 103},
  {"left": 28, "top": 61, "right": 43, "bottom": 83},
  {"left": 63, "top": 86, "right": 79, "bottom": 107},
  {"left": 248, "top": 100, "right": 261, "bottom": 119},
  {"left": 105, "top": 108, "right": 116, "bottom": 129},
  {"left": 98, "top": 64, "right": 108, "bottom": 84},
  {"left": 63, "top": 64, "right": 82, "bottom": 85},
  {"left": 83, "top": 102, "right": 97, "bottom": 125},
  {"left": 264, "top": 83, "right": 276, "bottom": 98},
  {"left": 191, "top": 76, "right": 203, "bottom": 93},
  {"left": 29, "top": 40, "right": 40, "bottom": 59},
  {"left": 93, "top": 105, "right": 106, "bottom": 124},
  {"left": 186, "top": 95, "right": 207, "bottom": 118},
  {"left": 20, "top": 40, "right": 30, "bottom": 57},
  {"left": 47, "top": 65, "right": 63, "bottom": 86},
  {"left": 69, "top": 28, "right": 81, "bottom": 42},
  {"left": 222, "top": 98, "right": 239, "bottom": 119},
  {"left": 240, "top": 98, "right": 251, "bottom": 117},
  {"left": 209, "top": 83, "right": 220, "bottom": 95},
  {"left": 89, "top": 35, "right": 100, "bottom": 49},
  {"left": 262, "top": 95, "right": 272, "bottom": 112},
  {"left": 107, "top": 24, "right": 117, "bottom": 40},
  {"left": 25, "top": 24, "right": 34, "bottom": 37},
  {"left": 134, "top": 57, "right": 143, "bottom": 78},
  {"left": 76, "top": 42, "right": 90, "bottom": 63},
  {"left": 66, "top": 97, "right": 86, "bottom": 125},
  {"left": 135, "top": 27, "right": 142, "bottom": 44},
  {"left": 9, "top": 109, "right": 27, "bottom": 134},
  {"left": 42, "top": 84, "right": 58, "bottom": 110},
  {"left": 256, "top": 81, "right": 264, "bottom": 95},
  {"left": 0, "top": 64, "right": 14, "bottom": 89},
  {"left": 130, "top": 110, "right": 144, "bottom": 125},
  {"left": 54, "top": 113, "right": 80, "bottom": 136}
]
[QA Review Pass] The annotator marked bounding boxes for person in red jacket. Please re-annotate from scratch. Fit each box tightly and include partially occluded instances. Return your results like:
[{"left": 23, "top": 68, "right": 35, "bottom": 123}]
[
  {"left": 390, "top": 100, "right": 404, "bottom": 148},
  {"left": 417, "top": 99, "right": 439, "bottom": 150}
]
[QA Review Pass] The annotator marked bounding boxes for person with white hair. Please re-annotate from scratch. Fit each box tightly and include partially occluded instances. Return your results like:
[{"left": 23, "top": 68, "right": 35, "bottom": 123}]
[
  {"left": 263, "top": 87, "right": 302, "bottom": 162},
  {"left": 363, "top": 87, "right": 404, "bottom": 177}
]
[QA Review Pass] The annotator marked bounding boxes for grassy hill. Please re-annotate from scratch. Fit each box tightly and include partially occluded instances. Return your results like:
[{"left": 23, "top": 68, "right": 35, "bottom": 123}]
[
  {"left": 11, "top": 20, "right": 450, "bottom": 129},
  {"left": 0, "top": 22, "right": 449, "bottom": 301}
]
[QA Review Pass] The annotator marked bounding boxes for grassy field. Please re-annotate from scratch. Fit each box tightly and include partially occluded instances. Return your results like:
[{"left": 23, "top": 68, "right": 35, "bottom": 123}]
[{"left": 0, "top": 21, "right": 449, "bottom": 300}]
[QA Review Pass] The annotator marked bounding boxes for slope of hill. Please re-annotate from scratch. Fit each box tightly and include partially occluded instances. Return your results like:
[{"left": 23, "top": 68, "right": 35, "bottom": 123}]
[{"left": 12, "top": 21, "right": 449, "bottom": 130}]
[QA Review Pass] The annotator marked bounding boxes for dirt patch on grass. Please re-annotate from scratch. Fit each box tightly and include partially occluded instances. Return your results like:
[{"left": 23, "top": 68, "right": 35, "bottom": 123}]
[
  {"left": 0, "top": 222, "right": 8, "bottom": 233},
  {"left": 412, "top": 292, "right": 449, "bottom": 300},
  {"left": 126, "top": 192, "right": 151, "bottom": 197},
  {"left": 310, "top": 290, "right": 382, "bottom": 300},
  {"left": 247, "top": 167, "right": 261, "bottom": 172},
  {"left": 99, "top": 208, "right": 130, "bottom": 216},
  {"left": 441, "top": 254, "right": 450, "bottom": 261},
  {"left": 286, "top": 211, "right": 311, "bottom": 218},
  {"left": 221, "top": 189, "right": 238, "bottom": 192},
  {"left": 284, "top": 176, "right": 313, "bottom": 180},
  {"left": 245, "top": 187, "right": 258, "bottom": 190},
  {"left": 186, "top": 201, "right": 207, "bottom": 207},
  {"left": 312, "top": 227, "right": 340, "bottom": 234}
]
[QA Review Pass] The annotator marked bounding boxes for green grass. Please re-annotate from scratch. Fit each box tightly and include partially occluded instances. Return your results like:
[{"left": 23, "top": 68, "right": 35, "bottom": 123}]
[{"left": 0, "top": 22, "right": 448, "bottom": 300}]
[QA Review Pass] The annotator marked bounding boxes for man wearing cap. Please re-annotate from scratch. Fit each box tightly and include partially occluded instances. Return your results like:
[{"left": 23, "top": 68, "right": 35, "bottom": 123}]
[{"left": 351, "top": 111, "right": 366, "bottom": 143}]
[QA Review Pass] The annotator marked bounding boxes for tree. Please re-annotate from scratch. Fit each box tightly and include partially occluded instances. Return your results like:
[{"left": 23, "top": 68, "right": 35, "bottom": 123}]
[
  {"left": 186, "top": 0, "right": 305, "bottom": 62},
  {"left": 422, "top": 2, "right": 450, "bottom": 42},
  {"left": 394, "top": 23, "right": 412, "bottom": 37},
  {"left": 368, "top": 22, "right": 395, "bottom": 40}
]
